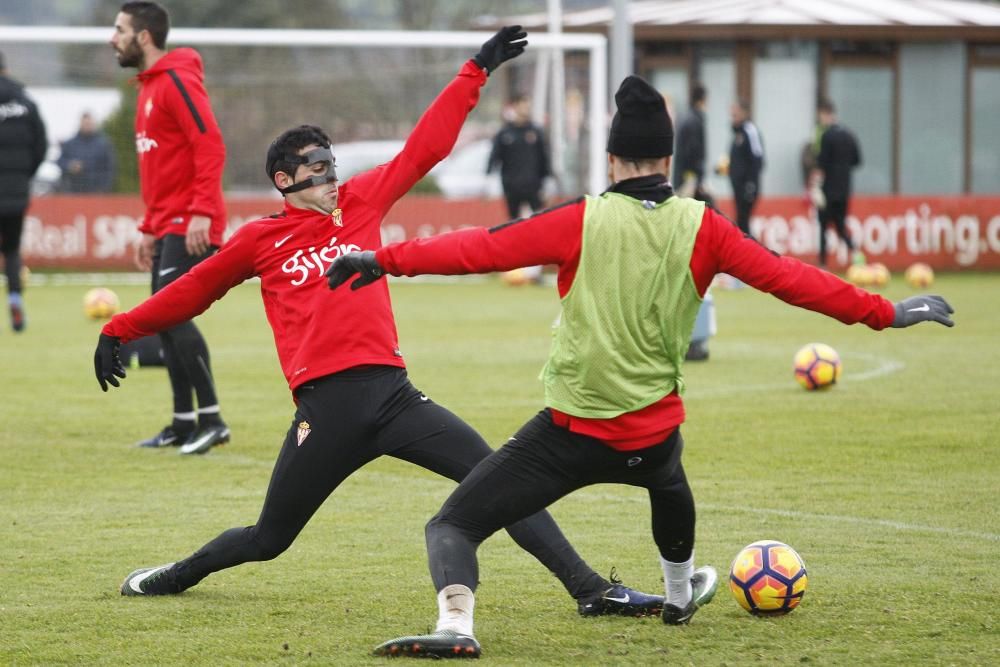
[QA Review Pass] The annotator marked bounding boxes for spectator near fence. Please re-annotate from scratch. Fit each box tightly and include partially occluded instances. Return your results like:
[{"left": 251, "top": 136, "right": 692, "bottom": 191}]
[{"left": 57, "top": 111, "right": 115, "bottom": 193}]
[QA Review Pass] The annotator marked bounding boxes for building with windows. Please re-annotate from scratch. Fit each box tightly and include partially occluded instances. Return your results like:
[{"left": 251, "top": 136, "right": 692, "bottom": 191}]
[{"left": 513, "top": 0, "right": 1000, "bottom": 199}]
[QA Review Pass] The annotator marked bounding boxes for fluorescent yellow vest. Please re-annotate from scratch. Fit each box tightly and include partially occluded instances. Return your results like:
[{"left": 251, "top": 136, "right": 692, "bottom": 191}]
[{"left": 542, "top": 193, "right": 705, "bottom": 418}]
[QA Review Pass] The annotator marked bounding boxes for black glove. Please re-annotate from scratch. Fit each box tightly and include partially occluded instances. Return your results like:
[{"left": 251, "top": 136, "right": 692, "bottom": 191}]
[
  {"left": 94, "top": 333, "right": 127, "bottom": 391},
  {"left": 325, "top": 250, "right": 385, "bottom": 291},
  {"left": 473, "top": 25, "right": 527, "bottom": 74},
  {"left": 890, "top": 295, "right": 955, "bottom": 328}
]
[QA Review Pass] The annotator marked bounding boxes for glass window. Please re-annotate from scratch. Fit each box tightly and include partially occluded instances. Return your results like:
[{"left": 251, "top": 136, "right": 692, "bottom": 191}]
[
  {"left": 827, "top": 66, "right": 894, "bottom": 194},
  {"left": 754, "top": 44, "right": 818, "bottom": 196},
  {"left": 971, "top": 67, "right": 1000, "bottom": 194},
  {"left": 650, "top": 67, "right": 689, "bottom": 125},
  {"left": 899, "top": 42, "right": 965, "bottom": 194},
  {"left": 701, "top": 55, "right": 736, "bottom": 198}
]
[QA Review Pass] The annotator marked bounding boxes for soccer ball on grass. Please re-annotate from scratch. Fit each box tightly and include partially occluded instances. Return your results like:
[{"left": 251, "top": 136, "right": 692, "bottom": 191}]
[
  {"left": 729, "top": 540, "right": 808, "bottom": 615},
  {"left": 904, "top": 262, "right": 934, "bottom": 288},
  {"left": 83, "top": 287, "right": 120, "bottom": 320},
  {"left": 793, "top": 343, "right": 842, "bottom": 390}
]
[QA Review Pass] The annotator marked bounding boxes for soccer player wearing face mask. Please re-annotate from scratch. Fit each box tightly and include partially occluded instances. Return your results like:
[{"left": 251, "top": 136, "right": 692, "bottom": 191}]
[{"left": 94, "top": 27, "right": 665, "bottom": 638}]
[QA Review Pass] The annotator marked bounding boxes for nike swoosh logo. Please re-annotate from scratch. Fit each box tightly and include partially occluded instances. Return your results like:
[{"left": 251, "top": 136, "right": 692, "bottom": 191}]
[
  {"left": 275, "top": 234, "right": 294, "bottom": 248},
  {"left": 907, "top": 304, "right": 930, "bottom": 312},
  {"left": 128, "top": 565, "right": 171, "bottom": 593},
  {"left": 158, "top": 267, "right": 177, "bottom": 277},
  {"left": 605, "top": 594, "right": 630, "bottom": 603}
]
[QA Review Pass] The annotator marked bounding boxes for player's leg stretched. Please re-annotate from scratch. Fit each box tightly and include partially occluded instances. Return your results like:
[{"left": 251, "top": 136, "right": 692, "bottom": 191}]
[
  {"left": 382, "top": 388, "right": 662, "bottom": 611},
  {"left": 374, "top": 411, "right": 665, "bottom": 658},
  {"left": 121, "top": 374, "right": 378, "bottom": 595}
]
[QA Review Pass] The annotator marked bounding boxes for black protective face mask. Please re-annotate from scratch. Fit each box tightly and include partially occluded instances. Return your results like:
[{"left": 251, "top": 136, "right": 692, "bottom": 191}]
[{"left": 279, "top": 146, "right": 338, "bottom": 195}]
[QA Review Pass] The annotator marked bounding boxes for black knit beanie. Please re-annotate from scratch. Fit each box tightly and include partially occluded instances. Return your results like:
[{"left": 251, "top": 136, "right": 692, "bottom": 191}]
[{"left": 606, "top": 75, "right": 673, "bottom": 158}]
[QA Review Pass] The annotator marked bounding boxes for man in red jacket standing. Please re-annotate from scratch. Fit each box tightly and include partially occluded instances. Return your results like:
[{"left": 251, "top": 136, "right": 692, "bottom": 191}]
[{"left": 111, "top": 2, "right": 229, "bottom": 454}]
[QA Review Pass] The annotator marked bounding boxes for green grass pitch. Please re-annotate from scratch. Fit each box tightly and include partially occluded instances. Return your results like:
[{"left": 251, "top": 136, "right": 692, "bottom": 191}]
[{"left": 1, "top": 272, "right": 997, "bottom": 665}]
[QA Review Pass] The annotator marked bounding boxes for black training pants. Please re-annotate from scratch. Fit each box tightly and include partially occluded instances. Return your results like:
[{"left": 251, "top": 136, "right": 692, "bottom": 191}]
[
  {"left": 151, "top": 235, "right": 219, "bottom": 416},
  {"left": 818, "top": 198, "right": 854, "bottom": 265},
  {"left": 170, "top": 367, "right": 603, "bottom": 599},
  {"left": 503, "top": 188, "right": 543, "bottom": 219},
  {"left": 0, "top": 211, "right": 25, "bottom": 294},
  {"left": 426, "top": 409, "right": 695, "bottom": 593}
]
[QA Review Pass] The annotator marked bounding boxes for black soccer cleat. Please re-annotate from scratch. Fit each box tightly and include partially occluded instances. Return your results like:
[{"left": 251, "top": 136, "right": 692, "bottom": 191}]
[
  {"left": 578, "top": 569, "right": 665, "bottom": 617},
  {"left": 373, "top": 629, "right": 480, "bottom": 659},
  {"left": 178, "top": 424, "right": 230, "bottom": 455},
  {"left": 120, "top": 563, "right": 176, "bottom": 596},
  {"left": 662, "top": 565, "right": 718, "bottom": 625},
  {"left": 136, "top": 425, "right": 190, "bottom": 448}
]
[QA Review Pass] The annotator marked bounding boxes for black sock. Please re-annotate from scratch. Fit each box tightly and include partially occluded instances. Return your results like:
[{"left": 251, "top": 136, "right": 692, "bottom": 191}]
[{"left": 171, "top": 418, "right": 196, "bottom": 436}]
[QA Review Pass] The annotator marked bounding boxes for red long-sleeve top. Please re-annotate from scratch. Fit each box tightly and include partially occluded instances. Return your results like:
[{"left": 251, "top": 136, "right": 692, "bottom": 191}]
[
  {"left": 105, "top": 61, "right": 488, "bottom": 392},
  {"left": 376, "top": 175, "right": 896, "bottom": 450},
  {"left": 134, "top": 48, "right": 227, "bottom": 245}
]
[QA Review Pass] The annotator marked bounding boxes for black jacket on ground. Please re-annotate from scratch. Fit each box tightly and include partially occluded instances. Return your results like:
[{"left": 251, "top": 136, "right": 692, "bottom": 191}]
[
  {"left": 487, "top": 121, "right": 551, "bottom": 194},
  {"left": 0, "top": 75, "right": 46, "bottom": 214},
  {"left": 817, "top": 124, "right": 861, "bottom": 202},
  {"left": 729, "top": 120, "right": 764, "bottom": 200}
]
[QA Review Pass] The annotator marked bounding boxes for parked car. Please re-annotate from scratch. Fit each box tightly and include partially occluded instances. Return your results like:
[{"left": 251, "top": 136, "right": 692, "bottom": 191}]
[{"left": 431, "top": 139, "right": 502, "bottom": 199}]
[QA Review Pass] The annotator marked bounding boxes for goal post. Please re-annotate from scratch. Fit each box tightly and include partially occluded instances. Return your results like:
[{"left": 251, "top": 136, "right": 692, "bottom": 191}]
[{"left": 0, "top": 26, "right": 609, "bottom": 195}]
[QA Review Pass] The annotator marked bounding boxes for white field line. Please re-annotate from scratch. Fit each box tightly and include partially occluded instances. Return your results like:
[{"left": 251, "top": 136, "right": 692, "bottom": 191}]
[
  {"left": 697, "top": 503, "right": 1000, "bottom": 543},
  {"left": 686, "top": 350, "right": 905, "bottom": 397},
  {"left": 169, "top": 452, "right": 1000, "bottom": 542},
  {"left": 574, "top": 489, "right": 999, "bottom": 543}
]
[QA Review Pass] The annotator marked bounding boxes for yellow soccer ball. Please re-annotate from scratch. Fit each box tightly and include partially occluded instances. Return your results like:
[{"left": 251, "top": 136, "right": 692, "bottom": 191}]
[
  {"left": 793, "top": 343, "right": 842, "bottom": 390},
  {"left": 868, "top": 262, "right": 890, "bottom": 287},
  {"left": 845, "top": 263, "right": 874, "bottom": 287},
  {"left": 729, "top": 540, "right": 808, "bottom": 615},
  {"left": 83, "top": 287, "right": 120, "bottom": 320},
  {"left": 904, "top": 262, "right": 934, "bottom": 289}
]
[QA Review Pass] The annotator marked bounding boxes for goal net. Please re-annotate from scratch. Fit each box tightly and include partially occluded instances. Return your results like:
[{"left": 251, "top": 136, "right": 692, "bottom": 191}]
[{"left": 0, "top": 26, "right": 607, "bottom": 206}]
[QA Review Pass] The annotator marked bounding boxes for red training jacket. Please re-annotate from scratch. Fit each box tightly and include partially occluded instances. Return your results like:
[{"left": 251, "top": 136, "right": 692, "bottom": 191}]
[
  {"left": 134, "top": 47, "right": 227, "bottom": 245},
  {"left": 375, "top": 181, "right": 897, "bottom": 450},
  {"left": 105, "top": 61, "right": 488, "bottom": 393}
]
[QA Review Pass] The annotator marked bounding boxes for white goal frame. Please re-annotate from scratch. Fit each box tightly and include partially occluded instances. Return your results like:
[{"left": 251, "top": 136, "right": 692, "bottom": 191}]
[{"left": 0, "top": 26, "right": 609, "bottom": 195}]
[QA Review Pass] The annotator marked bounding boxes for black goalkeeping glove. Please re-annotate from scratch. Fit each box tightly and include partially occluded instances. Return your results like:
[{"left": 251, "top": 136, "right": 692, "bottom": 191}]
[
  {"left": 890, "top": 295, "right": 955, "bottom": 328},
  {"left": 473, "top": 25, "right": 528, "bottom": 75},
  {"left": 94, "top": 333, "right": 127, "bottom": 391},
  {"left": 326, "top": 250, "right": 385, "bottom": 291}
]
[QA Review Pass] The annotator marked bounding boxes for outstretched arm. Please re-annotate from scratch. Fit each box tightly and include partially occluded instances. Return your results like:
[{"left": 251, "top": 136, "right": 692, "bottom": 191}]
[
  {"left": 326, "top": 200, "right": 584, "bottom": 290},
  {"left": 94, "top": 227, "right": 258, "bottom": 391},
  {"left": 691, "top": 208, "right": 953, "bottom": 330},
  {"left": 348, "top": 26, "right": 527, "bottom": 215}
]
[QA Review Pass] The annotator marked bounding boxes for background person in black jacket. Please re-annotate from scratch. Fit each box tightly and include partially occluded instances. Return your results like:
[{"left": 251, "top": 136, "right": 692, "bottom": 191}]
[
  {"left": 812, "top": 99, "right": 863, "bottom": 267},
  {"left": 0, "top": 51, "right": 47, "bottom": 332},
  {"left": 726, "top": 99, "right": 764, "bottom": 238},
  {"left": 488, "top": 94, "right": 551, "bottom": 220},
  {"left": 672, "top": 84, "right": 711, "bottom": 204},
  {"left": 57, "top": 111, "right": 115, "bottom": 193},
  {"left": 488, "top": 94, "right": 551, "bottom": 283}
]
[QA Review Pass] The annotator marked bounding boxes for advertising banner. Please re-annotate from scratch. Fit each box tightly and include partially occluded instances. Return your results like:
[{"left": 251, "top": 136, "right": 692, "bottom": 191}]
[{"left": 20, "top": 194, "right": 1000, "bottom": 271}]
